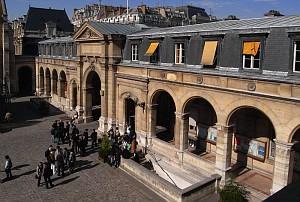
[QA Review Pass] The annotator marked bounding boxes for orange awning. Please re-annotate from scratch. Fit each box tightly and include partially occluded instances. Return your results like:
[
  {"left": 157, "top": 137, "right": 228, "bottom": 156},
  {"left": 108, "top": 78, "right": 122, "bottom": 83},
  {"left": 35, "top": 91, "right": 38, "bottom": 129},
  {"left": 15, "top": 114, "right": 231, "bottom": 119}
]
[
  {"left": 243, "top": 42, "right": 260, "bottom": 56},
  {"left": 145, "top": 42, "right": 159, "bottom": 56},
  {"left": 201, "top": 41, "right": 218, "bottom": 65}
]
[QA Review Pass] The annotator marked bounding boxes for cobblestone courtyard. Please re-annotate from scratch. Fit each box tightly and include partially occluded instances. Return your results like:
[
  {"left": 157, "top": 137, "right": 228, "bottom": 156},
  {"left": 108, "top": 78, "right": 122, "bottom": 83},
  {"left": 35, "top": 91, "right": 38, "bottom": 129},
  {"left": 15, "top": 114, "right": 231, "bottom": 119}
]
[{"left": 0, "top": 98, "right": 164, "bottom": 202}]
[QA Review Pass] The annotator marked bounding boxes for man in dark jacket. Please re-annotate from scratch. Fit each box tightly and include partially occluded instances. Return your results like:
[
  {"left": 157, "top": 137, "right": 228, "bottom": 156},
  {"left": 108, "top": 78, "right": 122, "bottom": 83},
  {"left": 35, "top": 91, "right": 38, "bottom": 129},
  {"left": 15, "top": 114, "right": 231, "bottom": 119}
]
[
  {"left": 90, "top": 129, "right": 97, "bottom": 149},
  {"left": 43, "top": 162, "right": 54, "bottom": 189},
  {"left": 4, "top": 155, "right": 13, "bottom": 180}
]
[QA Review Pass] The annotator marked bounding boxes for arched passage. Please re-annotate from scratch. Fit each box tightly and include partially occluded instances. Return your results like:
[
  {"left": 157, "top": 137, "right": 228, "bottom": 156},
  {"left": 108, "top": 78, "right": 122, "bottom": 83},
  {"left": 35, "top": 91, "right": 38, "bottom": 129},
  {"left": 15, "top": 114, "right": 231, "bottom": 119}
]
[
  {"left": 125, "top": 98, "right": 136, "bottom": 132},
  {"left": 39, "top": 67, "right": 44, "bottom": 95},
  {"left": 52, "top": 69, "right": 58, "bottom": 95},
  {"left": 183, "top": 97, "right": 217, "bottom": 155},
  {"left": 228, "top": 107, "right": 276, "bottom": 185},
  {"left": 45, "top": 68, "right": 51, "bottom": 96},
  {"left": 291, "top": 129, "right": 300, "bottom": 183},
  {"left": 18, "top": 66, "right": 33, "bottom": 96},
  {"left": 86, "top": 71, "right": 101, "bottom": 121},
  {"left": 70, "top": 80, "right": 77, "bottom": 110},
  {"left": 59, "top": 71, "right": 67, "bottom": 98},
  {"left": 152, "top": 90, "right": 176, "bottom": 143}
]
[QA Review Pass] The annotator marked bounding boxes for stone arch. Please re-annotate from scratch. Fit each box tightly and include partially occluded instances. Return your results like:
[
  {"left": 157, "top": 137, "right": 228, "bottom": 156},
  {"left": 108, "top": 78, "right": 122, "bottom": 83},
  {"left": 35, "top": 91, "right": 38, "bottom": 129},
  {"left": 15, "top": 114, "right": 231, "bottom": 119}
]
[
  {"left": 39, "top": 67, "right": 45, "bottom": 95},
  {"left": 84, "top": 70, "right": 101, "bottom": 121},
  {"left": 82, "top": 64, "right": 102, "bottom": 90},
  {"left": 224, "top": 99, "right": 280, "bottom": 134},
  {"left": 45, "top": 68, "right": 51, "bottom": 96},
  {"left": 52, "top": 69, "right": 58, "bottom": 95},
  {"left": 59, "top": 70, "right": 67, "bottom": 98},
  {"left": 149, "top": 87, "right": 178, "bottom": 110},
  {"left": 150, "top": 89, "right": 177, "bottom": 144},
  {"left": 18, "top": 66, "right": 33, "bottom": 96},
  {"left": 69, "top": 78, "right": 78, "bottom": 110},
  {"left": 182, "top": 96, "right": 218, "bottom": 155}
]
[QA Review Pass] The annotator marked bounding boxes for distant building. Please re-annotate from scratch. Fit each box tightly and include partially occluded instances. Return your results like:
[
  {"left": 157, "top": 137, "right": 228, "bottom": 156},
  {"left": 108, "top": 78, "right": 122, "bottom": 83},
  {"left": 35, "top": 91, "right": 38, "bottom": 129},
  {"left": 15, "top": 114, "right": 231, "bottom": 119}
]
[
  {"left": 12, "top": 7, "right": 74, "bottom": 56},
  {"left": 264, "top": 10, "right": 284, "bottom": 17},
  {"left": 72, "top": 4, "right": 127, "bottom": 28},
  {"left": 73, "top": 4, "right": 213, "bottom": 28},
  {"left": 11, "top": 7, "right": 74, "bottom": 96},
  {"left": 224, "top": 15, "right": 239, "bottom": 20}
]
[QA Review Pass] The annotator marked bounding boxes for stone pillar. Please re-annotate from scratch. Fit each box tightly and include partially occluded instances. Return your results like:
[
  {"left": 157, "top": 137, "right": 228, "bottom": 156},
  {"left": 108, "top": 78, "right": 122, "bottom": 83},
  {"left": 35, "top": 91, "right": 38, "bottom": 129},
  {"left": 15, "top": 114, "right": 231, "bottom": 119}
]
[
  {"left": 174, "top": 112, "right": 189, "bottom": 150},
  {"left": 147, "top": 104, "right": 158, "bottom": 147},
  {"left": 57, "top": 79, "right": 62, "bottom": 97},
  {"left": 45, "top": 76, "right": 51, "bottom": 96},
  {"left": 51, "top": 77, "right": 55, "bottom": 96},
  {"left": 215, "top": 124, "right": 234, "bottom": 186},
  {"left": 271, "top": 140, "right": 294, "bottom": 194},
  {"left": 98, "top": 87, "right": 108, "bottom": 133}
]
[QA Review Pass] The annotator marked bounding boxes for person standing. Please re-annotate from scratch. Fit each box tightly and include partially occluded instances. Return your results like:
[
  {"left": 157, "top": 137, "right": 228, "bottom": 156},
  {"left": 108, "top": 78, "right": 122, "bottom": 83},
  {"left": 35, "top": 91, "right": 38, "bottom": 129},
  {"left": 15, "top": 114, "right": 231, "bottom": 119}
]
[
  {"left": 43, "top": 162, "right": 54, "bottom": 189},
  {"left": 91, "top": 129, "right": 97, "bottom": 149},
  {"left": 83, "top": 129, "right": 89, "bottom": 148},
  {"left": 55, "top": 146, "right": 64, "bottom": 176},
  {"left": 65, "top": 121, "right": 71, "bottom": 146},
  {"left": 36, "top": 162, "right": 43, "bottom": 187},
  {"left": 4, "top": 155, "right": 13, "bottom": 180},
  {"left": 68, "top": 150, "right": 76, "bottom": 174}
]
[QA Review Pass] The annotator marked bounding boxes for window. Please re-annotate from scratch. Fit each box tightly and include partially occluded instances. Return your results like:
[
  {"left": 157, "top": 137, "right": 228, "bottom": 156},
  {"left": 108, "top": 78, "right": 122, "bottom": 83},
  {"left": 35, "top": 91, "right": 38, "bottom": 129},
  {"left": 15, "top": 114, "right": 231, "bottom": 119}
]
[
  {"left": 175, "top": 43, "right": 185, "bottom": 64},
  {"left": 131, "top": 44, "right": 138, "bottom": 61},
  {"left": 293, "top": 41, "right": 300, "bottom": 72},
  {"left": 201, "top": 41, "right": 218, "bottom": 66},
  {"left": 145, "top": 42, "right": 159, "bottom": 63},
  {"left": 242, "top": 41, "right": 261, "bottom": 69}
]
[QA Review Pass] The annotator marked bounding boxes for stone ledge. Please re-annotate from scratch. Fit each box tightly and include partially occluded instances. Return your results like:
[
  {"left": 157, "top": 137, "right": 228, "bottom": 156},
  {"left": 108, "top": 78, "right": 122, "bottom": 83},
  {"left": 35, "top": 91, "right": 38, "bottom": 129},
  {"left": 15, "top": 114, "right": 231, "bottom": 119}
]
[{"left": 120, "top": 158, "right": 221, "bottom": 202}]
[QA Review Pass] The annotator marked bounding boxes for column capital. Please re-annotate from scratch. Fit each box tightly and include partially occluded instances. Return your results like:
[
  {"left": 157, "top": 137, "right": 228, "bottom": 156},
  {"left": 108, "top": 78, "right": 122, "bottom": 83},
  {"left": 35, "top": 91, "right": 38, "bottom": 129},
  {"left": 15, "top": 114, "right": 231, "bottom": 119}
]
[
  {"left": 147, "top": 104, "right": 158, "bottom": 110},
  {"left": 175, "top": 112, "right": 189, "bottom": 120},
  {"left": 215, "top": 123, "right": 234, "bottom": 133},
  {"left": 274, "top": 139, "right": 294, "bottom": 149}
]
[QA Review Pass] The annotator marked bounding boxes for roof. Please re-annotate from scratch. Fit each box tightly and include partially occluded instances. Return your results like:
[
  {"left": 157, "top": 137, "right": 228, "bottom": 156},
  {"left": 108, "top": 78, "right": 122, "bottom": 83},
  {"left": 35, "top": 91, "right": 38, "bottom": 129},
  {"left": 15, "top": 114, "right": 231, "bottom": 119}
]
[
  {"left": 128, "top": 15, "right": 300, "bottom": 38},
  {"left": 24, "top": 7, "right": 74, "bottom": 32},
  {"left": 88, "top": 21, "right": 140, "bottom": 35},
  {"left": 39, "top": 36, "right": 74, "bottom": 44}
]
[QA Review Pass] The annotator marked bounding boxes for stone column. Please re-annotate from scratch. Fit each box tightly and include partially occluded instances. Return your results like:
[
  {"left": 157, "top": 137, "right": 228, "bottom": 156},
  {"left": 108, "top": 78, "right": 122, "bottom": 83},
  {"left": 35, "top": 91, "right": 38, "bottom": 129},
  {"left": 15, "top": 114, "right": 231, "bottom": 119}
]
[
  {"left": 271, "top": 140, "right": 294, "bottom": 194},
  {"left": 51, "top": 76, "right": 55, "bottom": 97},
  {"left": 215, "top": 124, "right": 234, "bottom": 186},
  {"left": 98, "top": 87, "right": 108, "bottom": 133},
  {"left": 83, "top": 87, "right": 93, "bottom": 123},
  {"left": 147, "top": 104, "right": 158, "bottom": 147},
  {"left": 174, "top": 112, "right": 189, "bottom": 150}
]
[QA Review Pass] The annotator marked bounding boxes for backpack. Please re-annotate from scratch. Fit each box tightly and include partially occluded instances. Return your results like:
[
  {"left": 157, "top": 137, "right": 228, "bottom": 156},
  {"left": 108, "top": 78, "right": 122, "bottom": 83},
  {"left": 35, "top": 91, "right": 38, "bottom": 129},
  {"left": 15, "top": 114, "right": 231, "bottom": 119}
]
[{"left": 7, "top": 159, "right": 12, "bottom": 169}]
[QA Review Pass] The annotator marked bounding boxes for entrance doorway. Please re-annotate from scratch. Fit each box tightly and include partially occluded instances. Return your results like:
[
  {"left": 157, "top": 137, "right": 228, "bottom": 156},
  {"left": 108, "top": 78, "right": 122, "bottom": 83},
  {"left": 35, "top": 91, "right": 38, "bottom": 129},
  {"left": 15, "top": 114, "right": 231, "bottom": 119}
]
[
  {"left": 125, "top": 98, "right": 136, "bottom": 131},
  {"left": 18, "top": 66, "right": 32, "bottom": 96},
  {"left": 86, "top": 71, "right": 101, "bottom": 121}
]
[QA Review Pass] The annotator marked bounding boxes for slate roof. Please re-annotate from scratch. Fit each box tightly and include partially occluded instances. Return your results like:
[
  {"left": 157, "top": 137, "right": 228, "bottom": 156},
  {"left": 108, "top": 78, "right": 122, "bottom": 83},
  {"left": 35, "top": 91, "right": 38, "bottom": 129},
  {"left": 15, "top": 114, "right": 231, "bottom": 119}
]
[
  {"left": 24, "top": 7, "right": 74, "bottom": 32},
  {"left": 39, "top": 36, "right": 74, "bottom": 44},
  {"left": 89, "top": 21, "right": 140, "bottom": 35},
  {"left": 128, "top": 15, "right": 300, "bottom": 38}
]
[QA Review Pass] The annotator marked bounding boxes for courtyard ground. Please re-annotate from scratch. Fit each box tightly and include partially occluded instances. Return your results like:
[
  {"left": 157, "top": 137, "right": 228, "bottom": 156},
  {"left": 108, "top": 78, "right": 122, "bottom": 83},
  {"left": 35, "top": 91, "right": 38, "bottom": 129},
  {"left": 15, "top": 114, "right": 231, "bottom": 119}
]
[{"left": 0, "top": 97, "right": 164, "bottom": 202}]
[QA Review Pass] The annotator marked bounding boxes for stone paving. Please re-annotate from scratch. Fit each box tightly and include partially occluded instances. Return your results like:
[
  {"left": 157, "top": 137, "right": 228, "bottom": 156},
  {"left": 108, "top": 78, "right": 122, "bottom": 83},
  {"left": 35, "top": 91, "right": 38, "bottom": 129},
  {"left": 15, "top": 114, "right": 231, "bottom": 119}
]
[{"left": 0, "top": 98, "right": 165, "bottom": 202}]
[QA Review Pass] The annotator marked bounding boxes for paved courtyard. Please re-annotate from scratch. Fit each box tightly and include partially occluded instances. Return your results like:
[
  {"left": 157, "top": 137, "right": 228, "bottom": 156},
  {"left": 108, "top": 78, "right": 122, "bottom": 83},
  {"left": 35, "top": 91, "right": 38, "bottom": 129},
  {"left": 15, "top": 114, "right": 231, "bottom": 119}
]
[{"left": 0, "top": 98, "right": 164, "bottom": 202}]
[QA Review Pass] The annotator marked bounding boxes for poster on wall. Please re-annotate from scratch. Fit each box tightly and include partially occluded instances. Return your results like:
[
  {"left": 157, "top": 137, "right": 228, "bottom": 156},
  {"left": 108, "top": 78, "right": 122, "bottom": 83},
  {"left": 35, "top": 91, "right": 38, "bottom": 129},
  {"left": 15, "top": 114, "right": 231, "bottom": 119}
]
[
  {"left": 207, "top": 126, "right": 217, "bottom": 144},
  {"left": 234, "top": 135, "right": 266, "bottom": 161}
]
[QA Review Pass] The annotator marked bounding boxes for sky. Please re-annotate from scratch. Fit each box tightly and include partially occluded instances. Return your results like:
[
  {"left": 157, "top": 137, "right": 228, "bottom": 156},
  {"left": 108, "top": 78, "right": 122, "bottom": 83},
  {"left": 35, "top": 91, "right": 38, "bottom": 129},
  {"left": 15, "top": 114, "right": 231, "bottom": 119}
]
[{"left": 6, "top": 0, "right": 300, "bottom": 20}]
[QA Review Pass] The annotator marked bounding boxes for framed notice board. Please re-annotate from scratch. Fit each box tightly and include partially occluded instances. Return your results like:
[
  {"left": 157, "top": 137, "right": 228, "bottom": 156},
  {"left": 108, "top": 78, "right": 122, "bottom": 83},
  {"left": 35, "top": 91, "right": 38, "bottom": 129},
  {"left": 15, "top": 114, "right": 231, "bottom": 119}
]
[{"left": 234, "top": 135, "right": 266, "bottom": 162}]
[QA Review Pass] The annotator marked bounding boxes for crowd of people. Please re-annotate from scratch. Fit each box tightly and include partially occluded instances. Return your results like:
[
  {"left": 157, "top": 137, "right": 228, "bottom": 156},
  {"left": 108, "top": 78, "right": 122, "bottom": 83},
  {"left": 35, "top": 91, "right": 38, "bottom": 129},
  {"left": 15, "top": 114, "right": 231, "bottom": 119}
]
[
  {"left": 105, "top": 126, "right": 139, "bottom": 168},
  {"left": 37, "top": 119, "right": 98, "bottom": 189},
  {"left": 2, "top": 119, "right": 141, "bottom": 189}
]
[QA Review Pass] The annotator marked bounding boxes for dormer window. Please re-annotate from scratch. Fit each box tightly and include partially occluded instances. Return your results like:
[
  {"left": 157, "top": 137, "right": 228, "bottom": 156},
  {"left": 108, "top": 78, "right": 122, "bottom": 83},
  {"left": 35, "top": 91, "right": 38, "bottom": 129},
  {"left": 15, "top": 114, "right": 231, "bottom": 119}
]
[
  {"left": 131, "top": 44, "right": 138, "bottom": 61},
  {"left": 145, "top": 42, "right": 159, "bottom": 63},
  {"left": 242, "top": 41, "right": 261, "bottom": 69},
  {"left": 293, "top": 41, "right": 300, "bottom": 72},
  {"left": 175, "top": 43, "right": 185, "bottom": 64},
  {"left": 201, "top": 41, "right": 218, "bottom": 67}
]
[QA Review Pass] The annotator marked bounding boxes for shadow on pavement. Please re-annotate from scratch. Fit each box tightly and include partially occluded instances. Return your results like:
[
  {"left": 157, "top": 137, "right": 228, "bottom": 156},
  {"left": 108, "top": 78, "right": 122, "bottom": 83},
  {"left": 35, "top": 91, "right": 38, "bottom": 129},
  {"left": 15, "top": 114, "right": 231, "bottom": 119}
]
[
  {"left": 54, "top": 176, "right": 80, "bottom": 187},
  {"left": 12, "top": 164, "right": 30, "bottom": 170},
  {"left": 73, "top": 160, "right": 99, "bottom": 173}
]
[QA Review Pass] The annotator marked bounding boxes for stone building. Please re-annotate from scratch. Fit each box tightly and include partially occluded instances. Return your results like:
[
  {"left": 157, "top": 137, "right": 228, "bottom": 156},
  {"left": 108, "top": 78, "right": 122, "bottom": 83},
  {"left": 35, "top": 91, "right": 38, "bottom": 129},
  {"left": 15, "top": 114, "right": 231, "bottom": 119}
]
[
  {"left": 36, "top": 15, "right": 300, "bottom": 197},
  {"left": 11, "top": 7, "right": 74, "bottom": 96},
  {"left": 72, "top": 4, "right": 126, "bottom": 28},
  {"left": 0, "top": 0, "right": 15, "bottom": 95},
  {"left": 73, "top": 4, "right": 212, "bottom": 28}
]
